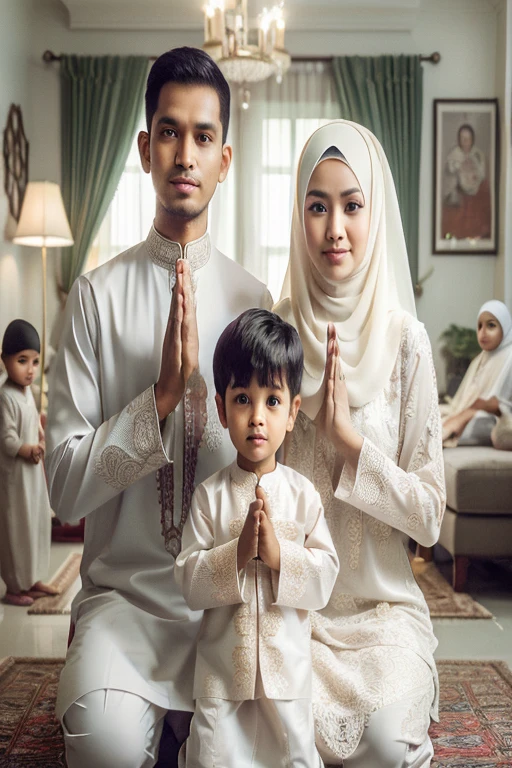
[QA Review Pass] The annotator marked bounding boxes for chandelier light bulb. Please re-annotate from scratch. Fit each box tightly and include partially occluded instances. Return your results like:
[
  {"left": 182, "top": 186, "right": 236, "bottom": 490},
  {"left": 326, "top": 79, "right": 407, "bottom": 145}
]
[{"left": 240, "top": 87, "right": 251, "bottom": 110}]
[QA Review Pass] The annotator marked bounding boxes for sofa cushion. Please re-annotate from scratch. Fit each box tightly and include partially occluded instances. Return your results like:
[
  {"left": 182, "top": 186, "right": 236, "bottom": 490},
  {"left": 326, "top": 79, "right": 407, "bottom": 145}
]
[{"left": 443, "top": 446, "right": 512, "bottom": 514}]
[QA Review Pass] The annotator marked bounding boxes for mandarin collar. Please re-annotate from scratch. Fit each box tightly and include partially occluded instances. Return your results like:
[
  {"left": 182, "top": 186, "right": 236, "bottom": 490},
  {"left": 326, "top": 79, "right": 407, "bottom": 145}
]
[
  {"left": 229, "top": 461, "right": 280, "bottom": 491},
  {"left": 146, "top": 225, "right": 211, "bottom": 273}
]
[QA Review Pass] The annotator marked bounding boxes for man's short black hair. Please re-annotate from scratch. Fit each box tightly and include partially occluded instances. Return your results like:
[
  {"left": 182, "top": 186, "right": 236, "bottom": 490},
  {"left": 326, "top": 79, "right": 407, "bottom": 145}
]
[
  {"left": 145, "top": 46, "right": 230, "bottom": 143},
  {"left": 213, "top": 309, "right": 304, "bottom": 402}
]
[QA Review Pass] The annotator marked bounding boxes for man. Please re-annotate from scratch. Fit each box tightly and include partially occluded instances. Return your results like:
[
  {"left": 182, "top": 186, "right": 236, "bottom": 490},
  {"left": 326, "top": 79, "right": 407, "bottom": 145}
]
[{"left": 46, "top": 47, "right": 271, "bottom": 768}]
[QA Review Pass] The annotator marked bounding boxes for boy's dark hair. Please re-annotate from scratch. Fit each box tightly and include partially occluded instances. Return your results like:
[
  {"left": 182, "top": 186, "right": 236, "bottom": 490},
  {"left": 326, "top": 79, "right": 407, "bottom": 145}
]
[
  {"left": 213, "top": 309, "right": 304, "bottom": 401},
  {"left": 145, "top": 47, "right": 231, "bottom": 143}
]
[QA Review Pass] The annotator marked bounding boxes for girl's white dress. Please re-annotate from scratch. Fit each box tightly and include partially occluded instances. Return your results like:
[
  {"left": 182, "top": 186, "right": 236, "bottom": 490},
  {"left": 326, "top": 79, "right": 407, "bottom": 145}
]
[{"left": 0, "top": 381, "right": 51, "bottom": 592}]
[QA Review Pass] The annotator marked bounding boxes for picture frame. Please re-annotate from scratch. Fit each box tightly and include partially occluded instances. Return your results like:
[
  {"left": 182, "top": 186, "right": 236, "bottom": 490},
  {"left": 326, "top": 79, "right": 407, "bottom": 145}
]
[{"left": 433, "top": 98, "right": 499, "bottom": 255}]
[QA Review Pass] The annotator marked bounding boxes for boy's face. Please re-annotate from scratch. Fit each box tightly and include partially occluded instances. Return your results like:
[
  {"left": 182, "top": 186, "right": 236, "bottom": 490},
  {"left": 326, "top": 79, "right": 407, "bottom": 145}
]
[
  {"left": 2, "top": 349, "right": 40, "bottom": 389},
  {"left": 138, "top": 82, "right": 231, "bottom": 227},
  {"left": 216, "top": 374, "right": 301, "bottom": 477}
]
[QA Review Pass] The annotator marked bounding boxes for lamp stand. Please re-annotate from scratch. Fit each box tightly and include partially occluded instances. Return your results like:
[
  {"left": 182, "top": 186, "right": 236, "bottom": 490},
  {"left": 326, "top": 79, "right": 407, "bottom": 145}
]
[{"left": 40, "top": 244, "right": 47, "bottom": 413}]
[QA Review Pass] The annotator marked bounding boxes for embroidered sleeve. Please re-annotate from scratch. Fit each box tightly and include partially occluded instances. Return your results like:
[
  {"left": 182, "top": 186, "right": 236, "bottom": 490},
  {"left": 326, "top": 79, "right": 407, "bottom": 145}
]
[
  {"left": 0, "top": 394, "right": 23, "bottom": 457},
  {"left": 45, "top": 276, "right": 171, "bottom": 524},
  {"left": 335, "top": 324, "right": 446, "bottom": 547},
  {"left": 273, "top": 494, "right": 339, "bottom": 610},
  {"left": 93, "top": 386, "right": 169, "bottom": 490},
  {"left": 175, "top": 486, "right": 244, "bottom": 611}
]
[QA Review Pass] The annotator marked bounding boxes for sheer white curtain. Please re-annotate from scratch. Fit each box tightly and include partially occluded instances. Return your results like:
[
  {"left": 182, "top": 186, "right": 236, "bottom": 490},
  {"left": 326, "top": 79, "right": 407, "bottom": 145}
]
[
  {"left": 87, "top": 116, "right": 154, "bottom": 271},
  {"left": 211, "top": 61, "right": 341, "bottom": 301},
  {"left": 94, "top": 62, "right": 340, "bottom": 301}
]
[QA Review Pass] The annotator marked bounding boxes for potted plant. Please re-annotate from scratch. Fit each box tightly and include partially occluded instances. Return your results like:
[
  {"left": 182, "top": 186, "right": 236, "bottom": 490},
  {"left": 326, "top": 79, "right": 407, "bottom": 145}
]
[{"left": 439, "top": 324, "right": 481, "bottom": 397}]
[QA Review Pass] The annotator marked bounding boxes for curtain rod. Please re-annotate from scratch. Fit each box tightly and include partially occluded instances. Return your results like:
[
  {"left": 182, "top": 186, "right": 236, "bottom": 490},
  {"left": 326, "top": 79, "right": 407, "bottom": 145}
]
[{"left": 42, "top": 50, "right": 441, "bottom": 64}]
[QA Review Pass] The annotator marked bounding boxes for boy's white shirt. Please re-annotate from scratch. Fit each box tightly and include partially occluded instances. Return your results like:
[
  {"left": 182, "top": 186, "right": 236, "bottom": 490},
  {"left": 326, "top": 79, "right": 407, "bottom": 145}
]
[{"left": 175, "top": 460, "right": 339, "bottom": 701}]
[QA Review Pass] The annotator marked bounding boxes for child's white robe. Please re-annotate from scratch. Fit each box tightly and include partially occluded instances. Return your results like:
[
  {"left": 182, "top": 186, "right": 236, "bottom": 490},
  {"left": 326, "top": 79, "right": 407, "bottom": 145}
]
[
  {"left": 175, "top": 461, "right": 339, "bottom": 701},
  {"left": 0, "top": 381, "right": 51, "bottom": 592},
  {"left": 45, "top": 228, "right": 272, "bottom": 720}
]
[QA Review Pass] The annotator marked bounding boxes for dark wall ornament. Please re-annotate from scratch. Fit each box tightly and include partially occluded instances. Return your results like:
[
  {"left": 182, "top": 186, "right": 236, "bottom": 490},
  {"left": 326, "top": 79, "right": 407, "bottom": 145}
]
[{"left": 3, "top": 104, "right": 29, "bottom": 222}]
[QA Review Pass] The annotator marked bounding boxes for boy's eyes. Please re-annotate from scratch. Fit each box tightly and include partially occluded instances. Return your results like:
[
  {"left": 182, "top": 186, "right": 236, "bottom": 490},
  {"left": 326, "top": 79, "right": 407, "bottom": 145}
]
[{"left": 233, "top": 393, "right": 281, "bottom": 406}]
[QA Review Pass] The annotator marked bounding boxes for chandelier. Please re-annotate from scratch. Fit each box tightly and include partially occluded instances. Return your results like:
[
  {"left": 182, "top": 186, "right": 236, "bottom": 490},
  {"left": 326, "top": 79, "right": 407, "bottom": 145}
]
[{"left": 203, "top": 0, "right": 291, "bottom": 104}]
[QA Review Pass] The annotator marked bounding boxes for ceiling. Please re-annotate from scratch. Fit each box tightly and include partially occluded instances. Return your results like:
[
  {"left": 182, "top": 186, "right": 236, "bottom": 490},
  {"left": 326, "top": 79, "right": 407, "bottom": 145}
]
[
  {"left": 59, "top": 0, "right": 421, "bottom": 32},
  {"left": 58, "top": 0, "right": 500, "bottom": 33}
]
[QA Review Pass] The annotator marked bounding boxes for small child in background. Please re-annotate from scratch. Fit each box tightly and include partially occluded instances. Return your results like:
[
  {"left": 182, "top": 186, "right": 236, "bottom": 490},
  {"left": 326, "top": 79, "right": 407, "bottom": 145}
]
[
  {"left": 0, "top": 319, "right": 57, "bottom": 606},
  {"left": 441, "top": 300, "right": 512, "bottom": 447},
  {"left": 175, "top": 308, "right": 339, "bottom": 768}
]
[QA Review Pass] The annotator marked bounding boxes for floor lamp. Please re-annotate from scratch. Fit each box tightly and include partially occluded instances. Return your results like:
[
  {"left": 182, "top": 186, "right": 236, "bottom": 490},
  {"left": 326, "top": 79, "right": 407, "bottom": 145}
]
[{"left": 13, "top": 181, "right": 74, "bottom": 412}]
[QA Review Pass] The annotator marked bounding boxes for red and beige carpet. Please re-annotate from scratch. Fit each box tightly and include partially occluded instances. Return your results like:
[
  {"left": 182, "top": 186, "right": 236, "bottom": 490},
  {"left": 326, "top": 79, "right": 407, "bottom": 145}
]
[
  {"left": 0, "top": 657, "right": 511, "bottom": 766},
  {"left": 410, "top": 556, "right": 493, "bottom": 620}
]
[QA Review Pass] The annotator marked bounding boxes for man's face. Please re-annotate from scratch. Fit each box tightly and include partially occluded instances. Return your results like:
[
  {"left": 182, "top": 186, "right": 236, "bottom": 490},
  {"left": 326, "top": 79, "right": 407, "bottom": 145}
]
[{"left": 139, "top": 82, "right": 231, "bottom": 225}]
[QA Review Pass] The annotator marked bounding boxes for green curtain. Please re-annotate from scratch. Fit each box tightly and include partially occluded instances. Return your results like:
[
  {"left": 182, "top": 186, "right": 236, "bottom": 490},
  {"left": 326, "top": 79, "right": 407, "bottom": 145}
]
[
  {"left": 331, "top": 55, "right": 422, "bottom": 287},
  {"left": 60, "top": 55, "right": 148, "bottom": 293}
]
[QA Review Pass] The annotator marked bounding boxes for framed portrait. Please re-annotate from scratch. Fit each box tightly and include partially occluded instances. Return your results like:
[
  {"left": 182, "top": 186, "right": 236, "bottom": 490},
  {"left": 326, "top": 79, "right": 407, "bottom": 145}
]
[{"left": 433, "top": 99, "right": 499, "bottom": 254}]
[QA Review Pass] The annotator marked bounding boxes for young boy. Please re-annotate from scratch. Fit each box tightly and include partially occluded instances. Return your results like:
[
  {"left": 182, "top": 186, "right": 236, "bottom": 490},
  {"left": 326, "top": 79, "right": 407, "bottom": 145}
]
[
  {"left": 175, "top": 308, "right": 339, "bottom": 768},
  {"left": 0, "top": 319, "right": 57, "bottom": 606}
]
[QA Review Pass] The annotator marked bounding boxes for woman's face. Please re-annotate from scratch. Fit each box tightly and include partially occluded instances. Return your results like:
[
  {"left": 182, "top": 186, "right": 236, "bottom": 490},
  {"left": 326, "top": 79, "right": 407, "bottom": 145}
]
[
  {"left": 304, "top": 159, "right": 370, "bottom": 283},
  {"left": 459, "top": 128, "right": 474, "bottom": 153},
  {"left": 477, "top": 311, "right": 503, "bottom": 351}
]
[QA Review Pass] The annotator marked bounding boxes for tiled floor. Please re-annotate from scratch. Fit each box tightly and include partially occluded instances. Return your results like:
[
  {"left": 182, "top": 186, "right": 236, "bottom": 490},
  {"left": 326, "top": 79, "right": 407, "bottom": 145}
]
[
  {"left": 1, "top": 543, "right": 511, "bottom": 667},
  {"left": 433, "top": 554, "right": 512, "bottom": 667},
  {"left": 0, "top": 541, "right": 82, "bottom": 659}
]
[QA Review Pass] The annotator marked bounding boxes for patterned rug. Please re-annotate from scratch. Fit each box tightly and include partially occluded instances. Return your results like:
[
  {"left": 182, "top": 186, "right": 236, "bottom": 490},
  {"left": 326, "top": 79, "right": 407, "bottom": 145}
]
[
  {"left": 0, "top": 658, "right": 64, "bottom": 767},
  {"left": 0, "top": 658, "right": 511, "bottom": 766},
  {"left": 28, "top": 553, "right": 81, "bottom": 616},
  {"left": 431, "top": 660, "right": 512, "bottom": 767},
  {"left": 410, "top": 556, "right": 492, "bottom": 619}
]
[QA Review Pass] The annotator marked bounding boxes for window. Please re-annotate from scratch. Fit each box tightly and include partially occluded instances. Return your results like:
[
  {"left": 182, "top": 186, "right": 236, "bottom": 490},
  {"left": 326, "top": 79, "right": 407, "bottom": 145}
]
[{"left": 87, "top": 116, "right": 153, "bottom": 271}]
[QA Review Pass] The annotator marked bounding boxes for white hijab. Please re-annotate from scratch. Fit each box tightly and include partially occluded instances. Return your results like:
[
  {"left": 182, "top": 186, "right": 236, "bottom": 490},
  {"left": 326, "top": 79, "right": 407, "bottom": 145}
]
[
  {"left": 274, "top": 120, "right": 416, "bottom": 419},
  {"left": 442, "top": 300, "right": 512, "bottom": 419}
]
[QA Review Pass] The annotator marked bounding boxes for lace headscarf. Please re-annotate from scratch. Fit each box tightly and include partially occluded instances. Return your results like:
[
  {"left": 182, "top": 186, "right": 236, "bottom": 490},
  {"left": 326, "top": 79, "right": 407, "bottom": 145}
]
[{"left": 274, "top": 120, "right": 416, "bottom": 418}]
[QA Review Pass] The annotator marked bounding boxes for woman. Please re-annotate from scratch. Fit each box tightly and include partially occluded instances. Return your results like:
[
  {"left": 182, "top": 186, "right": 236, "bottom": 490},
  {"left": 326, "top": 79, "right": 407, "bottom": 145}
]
[
  {"left": 441, "top": 300, "right": 512, "bottom": 447},
  {"left": 274, "top": 121, "right": 445, "bottom": 767},
  {"left": 441, "top": 123, "right": 491, "bottom": 241}
]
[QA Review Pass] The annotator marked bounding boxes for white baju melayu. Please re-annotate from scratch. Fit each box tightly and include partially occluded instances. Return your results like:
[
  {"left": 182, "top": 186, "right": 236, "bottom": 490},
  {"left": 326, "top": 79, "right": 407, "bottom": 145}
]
[
  {"left": 0, "top": 381, "right": 51, "bottom": 592},
  {"left": 45, "top": 227, "right": 271, "bottom": 767},
  {"left": 175, "top": 461, "right": 339, "bottom": 768},
  {"left": 275, "top": 121, "right": 446, "bottom": 767}
]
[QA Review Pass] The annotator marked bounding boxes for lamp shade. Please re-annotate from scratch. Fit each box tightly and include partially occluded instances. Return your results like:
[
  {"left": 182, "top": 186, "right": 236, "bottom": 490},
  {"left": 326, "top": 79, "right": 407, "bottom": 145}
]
[{"left": 13, "top": 181, "right": 74, "bottom": 247}]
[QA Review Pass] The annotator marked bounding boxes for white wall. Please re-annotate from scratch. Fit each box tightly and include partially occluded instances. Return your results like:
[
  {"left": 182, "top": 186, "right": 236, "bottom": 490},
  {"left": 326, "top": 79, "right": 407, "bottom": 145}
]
[
  {"left": 2, "top": 0, "right": 505, "bottom": 389},
  {"left": 0, "top": 0, "right": 48, "bottom": 353}
]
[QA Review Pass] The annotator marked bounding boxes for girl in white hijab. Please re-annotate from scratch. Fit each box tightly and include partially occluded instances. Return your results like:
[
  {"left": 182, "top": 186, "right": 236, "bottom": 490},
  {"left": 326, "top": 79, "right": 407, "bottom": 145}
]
[
  {"left": 274, "top": 121, "right": 445, "bottom": 768},
  {"left": 441, "top": 300, "right": 512, "bottom": 447}
]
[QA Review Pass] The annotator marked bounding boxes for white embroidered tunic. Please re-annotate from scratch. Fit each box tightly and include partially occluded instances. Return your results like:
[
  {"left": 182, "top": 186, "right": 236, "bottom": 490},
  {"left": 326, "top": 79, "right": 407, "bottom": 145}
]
[
  {"left": 0, "top": 381, "right": 51, "bottom": 592},
  {"left": 175, "top": 462, "right": 339, "bottom": 701},
  {"left": 285, "top": 314, "right": 446, "bottom": 760},
  {"left": 45, "top": 228, "right": 272, "bottom": 719}
]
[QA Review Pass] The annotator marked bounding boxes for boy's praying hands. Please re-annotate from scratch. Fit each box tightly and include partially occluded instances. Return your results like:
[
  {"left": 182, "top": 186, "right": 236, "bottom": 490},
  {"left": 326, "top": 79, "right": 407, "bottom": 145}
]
[{"left": 236, "top": 486, "right": 280, "bottom": 572}]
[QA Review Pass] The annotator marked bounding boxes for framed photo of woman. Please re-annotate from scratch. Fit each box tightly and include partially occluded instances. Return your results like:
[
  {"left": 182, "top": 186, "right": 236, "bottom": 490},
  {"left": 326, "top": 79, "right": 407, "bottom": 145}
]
[{"left": 433, "top": 99, "right": 499, "bottom": 254}]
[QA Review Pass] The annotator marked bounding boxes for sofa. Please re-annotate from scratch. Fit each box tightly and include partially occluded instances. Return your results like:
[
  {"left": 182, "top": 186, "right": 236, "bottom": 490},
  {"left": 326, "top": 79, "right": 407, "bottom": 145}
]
[{"left": 438, "top": 446, "right": 512, "bottom": 591}]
